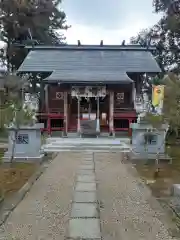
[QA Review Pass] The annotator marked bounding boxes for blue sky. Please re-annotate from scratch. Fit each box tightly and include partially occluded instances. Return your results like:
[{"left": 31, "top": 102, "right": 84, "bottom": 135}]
[{"left": 62, "top": 0, "right": 162, "bottom": 44}]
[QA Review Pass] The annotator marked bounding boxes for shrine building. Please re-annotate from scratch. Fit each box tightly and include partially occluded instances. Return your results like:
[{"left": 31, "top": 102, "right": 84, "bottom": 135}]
[{"left": 17, "top": 43, "right": 161, "bottom": 136}]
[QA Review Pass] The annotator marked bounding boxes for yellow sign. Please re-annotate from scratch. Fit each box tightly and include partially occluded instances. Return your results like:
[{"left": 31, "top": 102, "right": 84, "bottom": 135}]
[{"left": 152, "top": 85, "right": 164, "bottom": 107}]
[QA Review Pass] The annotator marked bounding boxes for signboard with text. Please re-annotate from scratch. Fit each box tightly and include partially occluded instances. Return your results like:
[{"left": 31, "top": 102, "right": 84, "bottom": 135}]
[{"left": 16, "top": 134, "right": 29, "bottom": 144}]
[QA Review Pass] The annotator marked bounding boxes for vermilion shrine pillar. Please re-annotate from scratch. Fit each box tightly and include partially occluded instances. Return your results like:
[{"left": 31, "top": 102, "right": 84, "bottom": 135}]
[
  {"left": 130, "top": 81, "right": 135, "bottom": 136},
  {"left": 45, "top": 84, "right": 51, "bottom": 136},
  {"left": 63, "top": 91, "right": 68, "bottom": 136},
  {"left": 109, "top": 91, "right": 114, "bottom": 136},
  {"left": 132, "top": 81, "right": 135, "bottom": 107},
  {"left": 77, "top": 96, "right": 81, "bottom": 135}
]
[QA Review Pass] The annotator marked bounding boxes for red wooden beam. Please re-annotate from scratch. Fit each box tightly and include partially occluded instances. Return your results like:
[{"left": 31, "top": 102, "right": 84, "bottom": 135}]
[
  {"left": 114, "top": 112, "right": 136, "bottom": 118},
  {"left": 114, "top": 128, "right": 129, "bottom": 131},
  {"left": 41, "top": 127, "right": 64, "bottom": 132},
  {"left": 47, "top": 118, "right": 51, "bottom": 135}
]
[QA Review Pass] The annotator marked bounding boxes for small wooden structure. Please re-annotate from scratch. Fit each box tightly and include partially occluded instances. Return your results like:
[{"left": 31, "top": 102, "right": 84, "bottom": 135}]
[{"left": 17, "top": 43, "right": 161, "bottom": 136}]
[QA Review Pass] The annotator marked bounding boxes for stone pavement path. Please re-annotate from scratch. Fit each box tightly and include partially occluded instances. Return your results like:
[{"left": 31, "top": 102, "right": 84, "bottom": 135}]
[
  {"left": 68, "top": 151, "right": 101, "bottom": 239},
  {"left": 0, "top": 151, "right": 177, "bottom": 240},
  {"left": 0, "top": 152, "right": 83, "bottom": 239}
]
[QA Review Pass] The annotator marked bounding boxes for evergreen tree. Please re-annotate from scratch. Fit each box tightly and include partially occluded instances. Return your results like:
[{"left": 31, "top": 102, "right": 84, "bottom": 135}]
[
  {"left": 0, "top": 0, "right": 68, "bottom": 70},
  {"left": 153, "top": 0, "right": 180, "bottom": 72},
  {"left": 131, "top": 0, "right": 180, "bottom": 73},
  {"left": 130, "top": 23, "right": 167, "bottom": 72}
]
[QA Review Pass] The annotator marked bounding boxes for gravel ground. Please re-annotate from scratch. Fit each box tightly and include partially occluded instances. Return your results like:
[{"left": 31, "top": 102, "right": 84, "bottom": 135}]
[
  {"left": 95, "top": 152, "right": 178, "bottom": 240},
  {"left": 0, "top": 152, "right": 83, "bottom": 240},
  {"left": 0, "top": 151, "right": 178, "bottom": 240}
]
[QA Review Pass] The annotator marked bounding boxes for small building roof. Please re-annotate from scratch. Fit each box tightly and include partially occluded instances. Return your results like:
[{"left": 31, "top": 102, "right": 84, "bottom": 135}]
[
  {"left": 44, "top": 70, "right": 133, "bottom": 83},
  {"left": 17, "top": 45, "right": 161, "bottom": 83}
]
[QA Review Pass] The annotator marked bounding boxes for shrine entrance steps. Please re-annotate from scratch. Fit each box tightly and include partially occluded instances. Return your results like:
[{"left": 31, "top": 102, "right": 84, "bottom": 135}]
[
  {"left": 42, "top": 137, "right": 130, "bottom": 153},
  {"left": 44, "top": 131, "right": 129, "bottom": 138},
  {"left": 67, "top": 132, "right": 110, "bottom": 138}
]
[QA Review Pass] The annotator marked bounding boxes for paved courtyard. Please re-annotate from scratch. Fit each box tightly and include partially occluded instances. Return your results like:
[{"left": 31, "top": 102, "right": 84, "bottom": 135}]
[{"left": 0, "top": 151, "right": 177, "bottom": 239}]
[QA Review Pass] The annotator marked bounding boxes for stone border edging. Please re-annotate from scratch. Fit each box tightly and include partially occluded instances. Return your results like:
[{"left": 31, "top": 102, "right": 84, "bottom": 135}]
[{"left": 0, "top": 152, "right": 58, "bottom": 226}]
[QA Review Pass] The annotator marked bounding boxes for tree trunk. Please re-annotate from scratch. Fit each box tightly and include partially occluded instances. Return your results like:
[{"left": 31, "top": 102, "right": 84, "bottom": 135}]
[
  {"left": 10, "top": 129, "right": 18, "bottom": 166},
  {"left": 154, "top": 151, "right": 160, "bottom": 179},
  {"left": 154, "top": 129, "right": 168, "bottom": 179}
]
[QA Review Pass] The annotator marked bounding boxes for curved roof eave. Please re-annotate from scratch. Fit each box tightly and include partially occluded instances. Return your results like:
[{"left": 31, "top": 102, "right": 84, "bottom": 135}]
[{"left": 43, "top": 71, "right": 134, "bottom": 84}]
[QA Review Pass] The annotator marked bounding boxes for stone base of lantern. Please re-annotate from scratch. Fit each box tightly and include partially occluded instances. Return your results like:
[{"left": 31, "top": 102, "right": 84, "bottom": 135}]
[
  {"left": 3, "top": 154, "right": 44, "bottom": 163},
  {"left": 3, "top": 123, "right": 44, "bottom": 163}
]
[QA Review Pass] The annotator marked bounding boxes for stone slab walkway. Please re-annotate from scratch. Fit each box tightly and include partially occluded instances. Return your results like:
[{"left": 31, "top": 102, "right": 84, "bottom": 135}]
[{"left": 68, "top": 152, "right": 101, "bottom": 239}]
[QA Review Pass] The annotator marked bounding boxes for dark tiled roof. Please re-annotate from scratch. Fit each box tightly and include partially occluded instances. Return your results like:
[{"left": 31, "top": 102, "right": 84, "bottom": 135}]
[
  {"left": 45, "top": 70, "right": 133, "bottom": 83},
  {"left": 18, "top": 45, "right": 161, "bottom": 83}
]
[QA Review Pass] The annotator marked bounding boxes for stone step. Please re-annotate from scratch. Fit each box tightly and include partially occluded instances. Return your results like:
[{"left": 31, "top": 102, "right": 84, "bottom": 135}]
[
  {"left": 42, "top": 148, "right": 130, "bottom": 153},
  {"left": 46, "top": 137, "right": 129, "bottom": 142},
  {"left": 43, "top": 137, "right": 131, "bottom": 153},
  {"left": 42, "top": 145, "right": 130, "bottom": 152},
  {"left": 45, "top": 144, "right": 126, "bottom": 149},
  {"left": 44, "top": 145, "right": 128, "bottom": 149},
  {"left": 46, "top": 139, "right": 125, "bottom": 145},
  {"left": 46, "top": 142, "right": 123, "bottom": 147},
  {"left": 42, "top": 143, "right": 130, "bottom": 148}
]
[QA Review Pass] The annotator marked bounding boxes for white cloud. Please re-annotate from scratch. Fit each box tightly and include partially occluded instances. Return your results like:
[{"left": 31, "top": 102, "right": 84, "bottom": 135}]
[
  {"left": 65, "top": 20, "right": 158, "bottom": 44},
  {"left": 0, "top": 1, "right": 162, "bottom": 46},
  {"left": 63, "top": 0, "right": 162, "bottom": 44}
]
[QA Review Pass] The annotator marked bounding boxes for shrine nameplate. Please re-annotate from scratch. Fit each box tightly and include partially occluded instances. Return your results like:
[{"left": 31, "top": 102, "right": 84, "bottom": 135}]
[{"left": 16, "top": 134, "right": 29, "bottom": 144}]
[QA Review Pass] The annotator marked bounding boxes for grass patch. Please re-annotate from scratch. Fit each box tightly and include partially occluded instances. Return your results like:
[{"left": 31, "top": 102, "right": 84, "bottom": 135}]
[
  {"left": 0, "top": 162, "right": 37, "bottom": 198},
  {"left": 0, "top": 150, "right": 4, "bottom": 161},
  {"left": 0, "top": 148, "right": 37, "bottom": 198},
  {"left": 0, "top": 146, "right": 53, "bottom": 199},
  {"left": 0, "top": 130, "right": 8, "bottom": 140},
  {"left": 131, "top": 145, "right": 180, "bottom": 236},
  {"left": 0, "top": 135, "right": 53, "bottom": 201},
  {"left": 134, "top": 144, "right": 180, "bottom": 198}
]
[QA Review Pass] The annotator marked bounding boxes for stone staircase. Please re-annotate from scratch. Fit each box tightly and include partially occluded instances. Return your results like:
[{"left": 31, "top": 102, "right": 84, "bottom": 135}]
[{"left": 42, "top": 137, "right": 131, "bottom": 153}]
